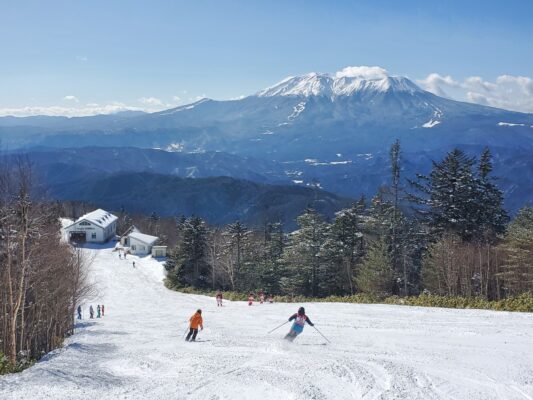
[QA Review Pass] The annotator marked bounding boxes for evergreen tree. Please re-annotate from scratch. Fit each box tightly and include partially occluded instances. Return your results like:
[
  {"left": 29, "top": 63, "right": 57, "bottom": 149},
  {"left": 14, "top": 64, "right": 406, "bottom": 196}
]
[
  {"left": 258, "top": 222, "right": 285, "bottom": 294},
  {"left": 498, "top": 207, "right": 533, "bottom": 295},
  {"left": 322, "top": 203, "right": 365, "bottom": 295},
  {"left": 356, "top": 237, "right": 395, "bottom": 296},
  {"left": 173, "top": 217, "right": 209, "bottom": 288},
  {"left": 282, "top": 208, "right": 327, "bottom": 296},
  {"left": 475, "top": 148, "right": 508, "bottom": 241},
  {"left": 410, "top": 149, "right": 480, "bottom": 241}
]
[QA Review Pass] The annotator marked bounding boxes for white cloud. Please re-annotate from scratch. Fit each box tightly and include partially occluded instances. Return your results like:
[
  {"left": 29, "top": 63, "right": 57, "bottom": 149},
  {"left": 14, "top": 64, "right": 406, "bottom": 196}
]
[
  {"left": 418, "top": 73, "right": 533, "bottom": 113},
  {"left": 138, "top": 96, "right": 163, "bottom": 106},
  {"left": 335, "top": 66, "right": 388, "bottom": 80},
  {"left": 172, "top": 95, "right": 181, "bottom": 103},
  {"left": 63, "top": 95, "right": 79, "bottom": 103},
  {"left": 417, "top": 73, "right": 459, "bottom": 98},
  {"left": 0, "top": 102, "right": 145, "bottom": 117}
]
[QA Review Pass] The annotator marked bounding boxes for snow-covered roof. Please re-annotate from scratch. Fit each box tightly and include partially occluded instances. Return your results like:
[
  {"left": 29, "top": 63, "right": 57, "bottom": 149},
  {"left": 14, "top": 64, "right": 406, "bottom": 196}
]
[
  {"left": 128, "top": 231, "right": 159, "bottom": 245},
  {"left": 66, "top": 209, "right": 118, "bottom": 230}
]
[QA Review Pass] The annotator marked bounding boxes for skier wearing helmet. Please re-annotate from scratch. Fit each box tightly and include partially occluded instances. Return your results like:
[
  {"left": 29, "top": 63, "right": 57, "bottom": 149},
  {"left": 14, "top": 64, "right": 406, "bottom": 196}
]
[{"left": 285, "top": 307, "right": 314, "bottom": 341}]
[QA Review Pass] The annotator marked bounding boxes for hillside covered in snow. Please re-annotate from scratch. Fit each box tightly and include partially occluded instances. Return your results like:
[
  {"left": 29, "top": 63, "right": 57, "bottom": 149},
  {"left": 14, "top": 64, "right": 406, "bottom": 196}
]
[{"left": 0, "top": 244, "right": 531, "bottom": 399}]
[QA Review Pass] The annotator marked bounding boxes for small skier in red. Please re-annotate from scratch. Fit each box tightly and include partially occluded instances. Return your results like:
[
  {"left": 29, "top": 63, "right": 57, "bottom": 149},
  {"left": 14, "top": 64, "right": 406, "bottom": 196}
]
[
  {"left": 248, "top": 293, "right": 254, "bottom": 306},
  {"left": 259, "top": 289, "right": 265, "bottom": 304},
  {"left": 267, "top": 294, "right": 274, "bottom": 304},
  {"left": 102, "top": 304, "right": 105, "bottom": 316},
  {"left": 216, "top": 291, "right": 223, "bottom": 307}
]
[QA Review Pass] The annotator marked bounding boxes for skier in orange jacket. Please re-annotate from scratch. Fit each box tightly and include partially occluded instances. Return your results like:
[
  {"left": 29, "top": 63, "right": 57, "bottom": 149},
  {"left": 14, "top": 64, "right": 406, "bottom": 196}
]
[{"left": 186, "top": 309, "right": 203, "bottom": 342}]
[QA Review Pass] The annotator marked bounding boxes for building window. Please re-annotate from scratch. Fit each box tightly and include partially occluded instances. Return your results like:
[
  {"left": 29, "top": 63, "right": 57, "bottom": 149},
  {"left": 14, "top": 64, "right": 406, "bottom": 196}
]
[
  {"left": 131, "top": 245, "right": 136, "bottom": 250},
  {"left": 80, "top": 221, "right": 90, "bottom": 226},
  {"left": 91, "top": 233, "right": 96, "bottom": 239}
]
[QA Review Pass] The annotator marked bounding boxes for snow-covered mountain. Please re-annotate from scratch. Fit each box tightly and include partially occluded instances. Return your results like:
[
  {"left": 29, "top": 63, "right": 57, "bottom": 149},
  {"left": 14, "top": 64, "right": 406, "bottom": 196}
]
[
  {"left": 2, "top": 66, "right": 533, "bottom": 211},
  {"left": 257, "top": 66, "right": 421, "bottom": 97}
]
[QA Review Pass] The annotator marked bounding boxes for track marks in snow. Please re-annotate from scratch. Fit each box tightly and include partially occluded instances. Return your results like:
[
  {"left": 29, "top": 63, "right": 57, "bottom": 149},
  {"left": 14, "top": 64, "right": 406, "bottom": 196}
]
[{"left": 1, "top": 245, "right": 532, "bottom": 400}]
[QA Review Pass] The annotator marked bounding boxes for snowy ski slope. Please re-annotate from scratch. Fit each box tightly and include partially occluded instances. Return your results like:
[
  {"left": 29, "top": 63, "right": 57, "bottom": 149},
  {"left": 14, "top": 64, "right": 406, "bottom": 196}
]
[{"left": 1, "top": 244, "right": 532, "bottom": 399}]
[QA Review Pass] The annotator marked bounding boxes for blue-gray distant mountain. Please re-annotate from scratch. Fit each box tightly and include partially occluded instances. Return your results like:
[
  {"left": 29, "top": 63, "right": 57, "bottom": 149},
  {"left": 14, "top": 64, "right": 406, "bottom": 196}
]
[{"left": 2, "top": 67, "right": 533, "bottom": 212}]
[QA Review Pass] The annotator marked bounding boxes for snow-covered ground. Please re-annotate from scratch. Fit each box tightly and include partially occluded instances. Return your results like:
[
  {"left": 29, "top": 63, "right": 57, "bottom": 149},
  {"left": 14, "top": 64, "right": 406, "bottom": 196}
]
[{"left": 1, "top": 244, "right": 532, "bottom": 400}]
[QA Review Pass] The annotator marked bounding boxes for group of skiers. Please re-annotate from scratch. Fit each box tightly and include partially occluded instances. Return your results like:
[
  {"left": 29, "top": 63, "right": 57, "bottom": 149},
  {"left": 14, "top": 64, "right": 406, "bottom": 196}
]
[
  {"left": 185, "top": 306, "right": 313, "bottom": 342},
  {"left": 186, "top": 290, "right": 316, "bottom": 343},
  {"left": 213, "top": 290, "right": 274, "bottom": 307},
  {"left": 247, "top": 289, "right": 274, "bottom": 306},
  {"left": 77, "top": 304, "right": 105, "bottom": 319}
]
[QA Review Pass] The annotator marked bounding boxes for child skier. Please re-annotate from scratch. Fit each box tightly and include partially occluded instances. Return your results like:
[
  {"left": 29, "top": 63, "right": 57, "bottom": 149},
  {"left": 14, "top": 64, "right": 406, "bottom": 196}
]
[
  {"left": 216, "top": 291, "right": 223, "bottom": 307},
  {"left": 248, "top": 293, "right": 254, "bottom": 306},
  {"left": 259, "top": 289, "right": 265, "bottom": 304},
  {"left": 186, "top": 309, "right": 203, "bottom": 342},
  {"left": 89, "top": 305, "right": 94, "bottom": 319},
  {"left": 285, "top": 307, "right": 314, "bottom": 341}
]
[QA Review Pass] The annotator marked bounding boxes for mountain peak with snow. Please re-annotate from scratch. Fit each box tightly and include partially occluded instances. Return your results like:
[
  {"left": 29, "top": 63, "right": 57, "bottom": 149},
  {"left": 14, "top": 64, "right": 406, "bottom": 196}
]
[{"left": 256, "top": 66, "right": 422, "bottom": 97}]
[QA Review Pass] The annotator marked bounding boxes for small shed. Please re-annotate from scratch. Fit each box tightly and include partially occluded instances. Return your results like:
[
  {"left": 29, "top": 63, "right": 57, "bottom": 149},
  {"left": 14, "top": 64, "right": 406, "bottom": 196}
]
[
  {"left": 151, "top": 245, "right": 167, "bottom": 258},
  {"left": 127, "top": 232, "right": 159, "bottom": 256}
]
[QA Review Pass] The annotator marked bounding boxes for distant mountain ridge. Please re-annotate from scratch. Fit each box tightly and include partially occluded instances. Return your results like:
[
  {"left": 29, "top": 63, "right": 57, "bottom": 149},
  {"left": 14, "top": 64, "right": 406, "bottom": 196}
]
[
  {"left": 45, "top": 171, "right": 351, "bottom": 227},
  {"left": 2, "top": 66, "right": 533, "bottom": 214}
]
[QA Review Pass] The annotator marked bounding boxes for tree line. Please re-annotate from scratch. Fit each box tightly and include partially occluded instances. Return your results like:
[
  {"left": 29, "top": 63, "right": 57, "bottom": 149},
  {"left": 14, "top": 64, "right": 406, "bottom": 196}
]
[
  {"left": 153, "top": 142, "right": 532, "bottom": 301},
  {"left": 0, "top": 159, "right": 93, "bottom": 371}
]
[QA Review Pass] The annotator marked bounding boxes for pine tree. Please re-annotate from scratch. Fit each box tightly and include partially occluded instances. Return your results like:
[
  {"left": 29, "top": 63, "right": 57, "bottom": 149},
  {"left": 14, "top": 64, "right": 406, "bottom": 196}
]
[
  {"left": 475, "top": 148, "right": 508, "bottom": 241},
  {"left": 258, "top": 222, "right": 285, "bottom": 294},
  {"left": 410, "top": 149, "right": 479, "bottom": 241},
  {"left": 498, "top": 207, "right": 533, "bottom": 296},
  {"left": 356, "top": 237, "right": 395, "bottom": 296},
  {"left": 282, "top": 208, "right": 327, "bottom": 296},
  {"left": 173, "top": 216, "right": 209, "bottom": 288},
  {"left": 322, "top": 203, "right": 365, "bottom": 295}
]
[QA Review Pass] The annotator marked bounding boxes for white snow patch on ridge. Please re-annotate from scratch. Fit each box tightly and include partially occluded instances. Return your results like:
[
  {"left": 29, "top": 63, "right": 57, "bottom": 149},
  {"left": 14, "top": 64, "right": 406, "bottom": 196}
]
[
  {"left": 422, "top": 119, "right": 441, "bottom": 128},
  {"left": 1, "top": 245, "right": 532, "bottom": 400},
  {"left": 498, "top": 121, "right": 528, "bottom": 127}
]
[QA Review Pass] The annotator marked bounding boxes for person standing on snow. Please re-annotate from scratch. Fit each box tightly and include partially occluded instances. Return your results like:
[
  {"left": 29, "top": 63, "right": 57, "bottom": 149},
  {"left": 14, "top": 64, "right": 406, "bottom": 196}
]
[
  {"left": 97, "top": 305, "right": 101, "bottom": 318},
  {"left": 186, "top": 309, "right": 203, "bottom": 342},
  {"left": 102, "top": 304, "right": 105, "bottom": 317},
  {"left": 133, "top": 261, "right": 136, "bottom": 268},
  {"left": 216, "top": 291, "right": 223, "bottom": 307},
  {"left": 89, "top": 305, "right": 94, "bottom": 319},
  {"left": 259, "top": 289, "right": 265, "bottom": 304},
  {"left": 285, "top": 307, "right": 314, "bottom": 341},
  {"left": 77, "top": 305, "right": 82, "bottom": 319},
  {"left": 248, "top": 293, "right": 255, "bottom": 306}
]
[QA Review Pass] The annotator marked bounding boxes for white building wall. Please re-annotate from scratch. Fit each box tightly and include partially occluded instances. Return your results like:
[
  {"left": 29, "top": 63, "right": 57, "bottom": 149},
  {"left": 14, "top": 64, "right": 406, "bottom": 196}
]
[
  {"left": 65, "top": 220, "right": 116, "bottom": 243},
  {"left": 129, "top": 237, "right": 151, "bottom": 255}
]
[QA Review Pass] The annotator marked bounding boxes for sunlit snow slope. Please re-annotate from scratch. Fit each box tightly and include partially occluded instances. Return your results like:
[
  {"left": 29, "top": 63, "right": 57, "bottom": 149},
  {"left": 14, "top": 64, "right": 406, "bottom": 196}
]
[{"left": 1, "top": 244, "right": 532, "bottom": 399}]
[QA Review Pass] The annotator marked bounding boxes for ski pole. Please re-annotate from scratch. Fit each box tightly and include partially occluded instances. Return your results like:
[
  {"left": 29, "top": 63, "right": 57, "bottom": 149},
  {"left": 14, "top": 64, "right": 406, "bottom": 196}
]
[
  {"left": 182, "top": 326, "right": 189, "bottom": 338},
  {"left": 312, "top": 325, "right": 331, "bottom": 343},
  {"left": 268, "top": 320, "right": 289, "bottom": 334}
]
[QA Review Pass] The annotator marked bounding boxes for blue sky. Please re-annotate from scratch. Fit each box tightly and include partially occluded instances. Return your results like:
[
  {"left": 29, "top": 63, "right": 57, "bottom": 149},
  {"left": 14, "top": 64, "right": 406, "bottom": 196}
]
[{"left": 1, "top": 0, "right": 532, "bottom": 115}]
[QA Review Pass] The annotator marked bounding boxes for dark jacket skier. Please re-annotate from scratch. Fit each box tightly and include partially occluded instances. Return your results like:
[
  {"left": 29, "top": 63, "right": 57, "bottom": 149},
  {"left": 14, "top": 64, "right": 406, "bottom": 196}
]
[
  {"left": 89, "top": 305, "right": 94, "bottom": 319},
  {"left": 285, "top": 307, "right": 314, "bottom": 341},
  {"left": 77, "top": 305, "right": 82, "bottom": 319}
]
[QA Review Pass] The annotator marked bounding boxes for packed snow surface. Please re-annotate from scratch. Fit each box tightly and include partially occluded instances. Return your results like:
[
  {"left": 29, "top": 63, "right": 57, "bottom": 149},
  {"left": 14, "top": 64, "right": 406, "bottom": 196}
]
[{"left": 1, "top": 244, "right": 532, "bottom": 400}]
